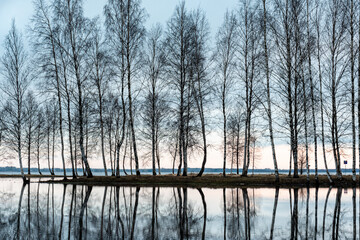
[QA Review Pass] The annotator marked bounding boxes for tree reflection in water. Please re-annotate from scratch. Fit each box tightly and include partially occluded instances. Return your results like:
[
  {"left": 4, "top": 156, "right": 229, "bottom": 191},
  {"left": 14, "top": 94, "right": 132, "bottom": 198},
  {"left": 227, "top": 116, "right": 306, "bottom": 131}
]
[{"left": 1, "top": 181, "right": 359, "bottom": 239}]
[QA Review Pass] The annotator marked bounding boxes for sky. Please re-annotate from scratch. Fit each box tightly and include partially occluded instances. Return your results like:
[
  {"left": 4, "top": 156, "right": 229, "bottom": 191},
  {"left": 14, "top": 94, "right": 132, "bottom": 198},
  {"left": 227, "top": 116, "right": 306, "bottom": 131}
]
[
  {"left": 0, "top": 0, "right": 351, "bottom": 171},
  {"left": 0, "top": 0, "right": 239, "bottom": 54}
]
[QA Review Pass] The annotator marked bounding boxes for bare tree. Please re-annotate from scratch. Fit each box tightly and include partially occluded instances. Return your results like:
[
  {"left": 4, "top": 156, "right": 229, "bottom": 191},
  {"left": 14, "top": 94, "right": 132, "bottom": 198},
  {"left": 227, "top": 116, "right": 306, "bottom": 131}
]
[
  {"left": 89, "top": 22, "right": 112, "bottom": 176},
  {"left": 348, "top": 0, "right": 356, "bottom": 182},
  {"left": 104, "top": 0, "right": 127, "bottom": 176},
  {"left": 215, "top": 10, "right": 238, "bottom": 176},
  {"left": 314, "top": 0, "right": 332, "bottom": 183},
  {"left": 0, "top": 21, "right": 32, "bottom": 182},
  {"left": 227, "top": 107, "right": 245, "bottom": 174},
  {"left": 34, "top": 107, "right": 46, "bottom": 175},
  {"left": 44, "top": 102, "right": 54, "bottom": 175},
  {"left": 323, "top": 0, "right": 348, "bottom": 180},
  {"left": 24, "top": 92, "right": 39, "bottom": 175},
  {"left": 272, "top": 0, "right": 298, "bottom": 177},
  {"left": 188, "top": 9, "right": 211, "bottom": 177},
  {"left": 30, "top": 0, "right": 68, "bottom": 179},
  {"left": 142, "top": 25, "right": 167, "bottom": 175},
  {"left": 238, "top": 0, "right": 261, "bottom": 177},
  {"left": 57, "top": 34, "right": 77, "bottom": 177},
  {"left": 164, "top": 1, "right": 195, "bottom": 176},
  {"left": 46, "top": 99, "right": 59, "bottom": 175},
  {"left": 358, "top": 0, "right": 360, "bottom": 179},
  {"left": 105, "top": 0, "right": 146, "bottom": 176},
  {"left": 298, "top": 145, "right": 308, "bottom": 175},
  {"left": 262, "top": 0, "right": 279, "bottom": 180},
  {"left": 306, "top": 0, "right": 319, "bottom": 182},
  {"left": 109, "top": 96, "right": 126, "bottom": 177},
  {"left": 103, "top": 93, "right": 119, "bottom": 175},
  {"left": 54, "top": 0, "right": 94, "bottom": 177}
]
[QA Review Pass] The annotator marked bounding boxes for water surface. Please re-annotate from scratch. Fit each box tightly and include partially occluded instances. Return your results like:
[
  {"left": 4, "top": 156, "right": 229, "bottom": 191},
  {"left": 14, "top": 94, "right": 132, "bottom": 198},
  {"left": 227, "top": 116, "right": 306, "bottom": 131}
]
[{"left": 0, "top": 178, "right": 358, "bottom": 239}]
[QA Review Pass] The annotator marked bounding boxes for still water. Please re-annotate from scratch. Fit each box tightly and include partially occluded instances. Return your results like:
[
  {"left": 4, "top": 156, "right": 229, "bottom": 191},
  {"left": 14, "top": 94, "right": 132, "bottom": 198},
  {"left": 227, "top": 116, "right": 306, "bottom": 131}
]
[{"left": 0, "top": 178, "right": 358, "bottom": 239}]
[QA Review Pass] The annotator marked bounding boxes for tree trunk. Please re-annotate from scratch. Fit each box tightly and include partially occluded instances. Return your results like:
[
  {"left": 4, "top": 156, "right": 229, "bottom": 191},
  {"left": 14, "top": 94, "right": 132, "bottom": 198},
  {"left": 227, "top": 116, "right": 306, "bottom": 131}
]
[
  {"left": 66, "top": 0, "right": 92, "bottom": 178},
  {"left": 156, "top": 135, "right": 161, "bottom": 175},
  {"left": 263, "top": 0, "right": 279, "bottom": 181},
  {"left": 36, "top": 128, "right": 41, "bottom": 175},
  {"left": 242, "top": 16, "right": 249, "bottom": 177},
  {"left": 27, "top": 130, "right": 31, "bottom": 175},
  {"left": 236, "top": 122, "right": 240, "bottom": 175},
  {"left": 306, "top": 0, "right": 318, "bottom": 182},
  {"left": 288, "top": 148, "right": 292, "bottom": 176},
  {"left": 122, "top": 127, "right": 129, "bottom": 176},
  {"left": 126, "top": 2, "right": 140, "bottom": 176},
  {"left": 350, "top": 0, "right": 356, "bottom": 182},
  {"left": 98, "top": 87, "right": 107, "bottom": 176},
  {"left": 47, "top": 126, "right": 51, "bottom": 175},
  {"left": 316, "top": 9, "right": 332, "bottom": 183},
  {"left": 173, "top": 133, "right": 178, "bottom": 175},
  {"left": 358, "top": 0, "right": 360, "bottom": 183},
  {"left": 50, "top": 37, "right": 67, "bottom": 179},
  {"left": 108, "top": 123, "right": 114, "bottom": 176},
  {"left": 193, "top": 76, "right": 207, "bottom": 177},
  {"left": 51, "top": 116, "right": 55, "bottom": 175},
  {"left": 18, "top": 96, "right": 25, "bottom": 181},
  {"left": 301, "top": 68, "right": 310, "bottom": 182},
  {"left": 222, "top": 73, "right": 227, "bottom": 177},
  {"left": 177, "top": 129, "right": 183, "bottom": 176},
  {"left": 62, "top": 62, "right": 76, "bottom": 178},
  {"left": 151, "top": 81, "right": 156, "bottom": 176},
  {"left": 74, "top": 134, "right": 78, "bottom": 176}
]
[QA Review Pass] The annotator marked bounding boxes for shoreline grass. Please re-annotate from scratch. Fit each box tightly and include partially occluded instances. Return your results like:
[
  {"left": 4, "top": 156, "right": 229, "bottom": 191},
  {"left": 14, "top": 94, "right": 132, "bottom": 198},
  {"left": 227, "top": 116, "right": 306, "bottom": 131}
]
[
  {"left": 1, "top": 174, "right": 358, "bottom": 188},
  {"left": 43, "top": 174, "right": 359, "bottom": 188}
]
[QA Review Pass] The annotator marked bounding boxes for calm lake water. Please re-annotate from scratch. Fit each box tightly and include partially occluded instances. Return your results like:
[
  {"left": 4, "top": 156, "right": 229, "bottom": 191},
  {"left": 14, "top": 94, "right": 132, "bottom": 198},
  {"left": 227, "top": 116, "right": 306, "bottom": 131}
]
[{"left": 0, "top": 178, "right": 358, "bottom": 239}]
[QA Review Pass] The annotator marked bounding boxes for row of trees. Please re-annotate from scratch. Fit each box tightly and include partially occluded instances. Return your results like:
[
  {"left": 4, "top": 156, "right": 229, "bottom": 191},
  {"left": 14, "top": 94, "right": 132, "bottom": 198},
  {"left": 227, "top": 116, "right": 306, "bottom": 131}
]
[{"left": 0, "top": 0, "right": 359, "bottom": 182}]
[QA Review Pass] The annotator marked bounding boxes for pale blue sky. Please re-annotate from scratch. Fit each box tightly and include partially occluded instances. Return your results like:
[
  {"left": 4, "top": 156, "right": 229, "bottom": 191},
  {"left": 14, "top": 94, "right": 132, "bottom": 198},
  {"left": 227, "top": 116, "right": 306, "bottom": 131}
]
[{"left": 0, "top": 0, "right": 239, "bottom": 54}]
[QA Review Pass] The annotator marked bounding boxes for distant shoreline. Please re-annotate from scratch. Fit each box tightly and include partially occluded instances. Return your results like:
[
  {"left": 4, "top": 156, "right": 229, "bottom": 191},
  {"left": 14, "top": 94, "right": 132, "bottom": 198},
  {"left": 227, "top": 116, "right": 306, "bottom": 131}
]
[{"left": 0, "top": 167, "right": 355, "bottom": 174}]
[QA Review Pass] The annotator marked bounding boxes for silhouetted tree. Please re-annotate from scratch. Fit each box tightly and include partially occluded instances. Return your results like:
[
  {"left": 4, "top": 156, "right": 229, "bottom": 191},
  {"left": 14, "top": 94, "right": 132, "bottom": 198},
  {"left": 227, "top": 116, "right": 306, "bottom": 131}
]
[
  {"left": 142, "top": 25, "right": 167, "bottom": 175},
  {"left": 0, "top": 21, "right": 32, "bottom": 182},
  {"left": 164, "top": 1, "right": 195, "bottom": 176},
  {"left": 215, "top": 10, "right": 238, "bottom": 176}
]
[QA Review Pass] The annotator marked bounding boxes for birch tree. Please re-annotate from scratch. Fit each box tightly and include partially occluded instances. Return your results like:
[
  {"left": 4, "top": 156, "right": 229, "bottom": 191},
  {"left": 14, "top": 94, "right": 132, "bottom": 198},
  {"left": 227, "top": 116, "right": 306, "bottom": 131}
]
[
  {"left": 54, "top": 0, "right": 94, "bottom": 177},
  {"left": 30, "top": 0, "right": 68, "bottom": 178},
  {"left": 323, "top": 0, "right": 348, "bottom": 180},
  {"left": 238, "top": 0, "right": 261, "bottom": 177},
  {"left": 0, "top": 21, "right": 32, "bottom": 182},
  {"left": 24, "top": 92, "right": 39, "bottom": 175},
  {"left": 142, "top": 25, "right": 167, "bottom": 175},
  {"left": 215, "top": 10, "right": 238, "bottom": 176},
  {"left": 164, "top": 1, "right": 194, "bottom": 176},
  {"left": 105, "top": 0, "right": 146, "bottom": 176},
  {"left": 188, "top": 9, "right": 211, "bottom": 177},
  {"left": 262, "top": 0, "right": 279, "bottom": 180},
  {"left": 90, "top": 22, "right": 111, "bottom": 176},
  {"left": 315, "top": 0, "right": 332, "bottom": 183}
]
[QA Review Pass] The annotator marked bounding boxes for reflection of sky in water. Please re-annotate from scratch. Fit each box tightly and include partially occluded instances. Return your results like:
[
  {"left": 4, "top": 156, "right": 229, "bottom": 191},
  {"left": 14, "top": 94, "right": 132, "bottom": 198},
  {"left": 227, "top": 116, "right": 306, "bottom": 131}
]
[{"left": 0, "top": 178, "right": 358, "bottom": 239}]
